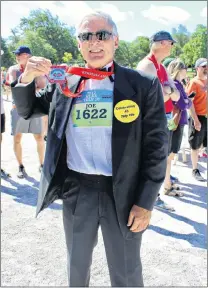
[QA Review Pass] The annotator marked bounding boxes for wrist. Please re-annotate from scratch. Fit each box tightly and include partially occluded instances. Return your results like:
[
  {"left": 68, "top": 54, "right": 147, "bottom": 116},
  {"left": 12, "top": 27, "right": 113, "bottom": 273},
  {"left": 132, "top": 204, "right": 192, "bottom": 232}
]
[{"left": 20, "top": 72, "right": 34, "bottom": 84}]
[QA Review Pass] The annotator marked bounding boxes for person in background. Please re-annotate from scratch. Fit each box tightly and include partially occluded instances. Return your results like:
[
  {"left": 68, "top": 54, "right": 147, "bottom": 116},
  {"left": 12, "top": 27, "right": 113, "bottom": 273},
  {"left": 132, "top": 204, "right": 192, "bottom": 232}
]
[
  {"left": 137, "top": 31, "right": 180, "bottom": 211},
  {"left": 1, "top": 51, "right": 11, "bottom": 177},
  {"left": 165, "top": 59, "right": 192, "bottom": 195},
  {"left": 186, "top": 58, "right": 207, "bottom": 181},
  {"left": 1, "top": 67, "right": 10, "bottom": 101},
  {"left": 8, "top": 46, "right": 46, "bottom": 178}
]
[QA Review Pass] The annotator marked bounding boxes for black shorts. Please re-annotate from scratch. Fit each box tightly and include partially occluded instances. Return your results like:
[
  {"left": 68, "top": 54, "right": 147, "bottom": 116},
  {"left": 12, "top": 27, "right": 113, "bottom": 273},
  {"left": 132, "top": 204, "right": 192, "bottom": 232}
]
[
  {"left": 171, "top": 125, "right": 184, "bottom": 154},
  {"left": 1, "top": 113, "right": 5, "bottom": 133},
  {"left": 167, "top": 128, "right": 173, "bottom": 155},
  {"left": 189, "top": 116, "right": 207, "bottom": 150}
]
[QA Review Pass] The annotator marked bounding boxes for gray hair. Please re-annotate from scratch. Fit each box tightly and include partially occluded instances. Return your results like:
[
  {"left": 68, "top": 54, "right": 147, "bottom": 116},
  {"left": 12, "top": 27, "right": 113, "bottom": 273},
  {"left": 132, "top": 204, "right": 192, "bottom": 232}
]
[{"left": 76, "top": 11, "right": 119, "bottom": 38}]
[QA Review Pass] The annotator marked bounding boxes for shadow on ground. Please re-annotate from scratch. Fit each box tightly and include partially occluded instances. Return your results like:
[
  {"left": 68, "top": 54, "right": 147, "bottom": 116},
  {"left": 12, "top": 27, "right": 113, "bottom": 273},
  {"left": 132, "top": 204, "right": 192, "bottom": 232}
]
[
  {"left": 151, "top": 181, "right": 207, "bottom": 249},
  {"left": 1, "top": 175, "right": 62, "bottom": 211}
]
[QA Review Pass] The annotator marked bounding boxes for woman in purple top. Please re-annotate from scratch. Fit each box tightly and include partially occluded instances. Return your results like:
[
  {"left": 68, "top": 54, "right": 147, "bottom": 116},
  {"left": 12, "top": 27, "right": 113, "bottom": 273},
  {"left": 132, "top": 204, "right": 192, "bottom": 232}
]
[{"left": 164, "top": 59, "right": 192, "bottom": 196}]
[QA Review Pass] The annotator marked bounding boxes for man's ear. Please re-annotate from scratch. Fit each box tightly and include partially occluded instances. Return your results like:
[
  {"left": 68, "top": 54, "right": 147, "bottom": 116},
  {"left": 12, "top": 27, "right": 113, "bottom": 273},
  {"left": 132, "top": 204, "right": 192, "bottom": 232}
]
[
  {"left": 114, "top": 36, "right": 119, "bottom": 50},
  {"left": 78, "top": 43, "right": 81, "bottom": 51}
]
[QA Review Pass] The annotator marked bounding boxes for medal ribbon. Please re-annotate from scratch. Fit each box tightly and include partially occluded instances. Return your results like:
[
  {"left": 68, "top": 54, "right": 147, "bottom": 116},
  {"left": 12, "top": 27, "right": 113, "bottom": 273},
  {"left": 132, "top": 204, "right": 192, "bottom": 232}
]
[{"left": 53, "top": 64, "right": 114, "bottom": 98}]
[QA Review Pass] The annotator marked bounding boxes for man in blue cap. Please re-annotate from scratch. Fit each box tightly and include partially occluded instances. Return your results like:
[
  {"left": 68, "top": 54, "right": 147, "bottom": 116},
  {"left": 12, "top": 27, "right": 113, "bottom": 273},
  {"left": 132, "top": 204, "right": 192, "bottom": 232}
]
[
  {"left": 137, "top": 31, "right": 180, "bottom": 211},
  {"left": 7, "top": 46, "right": 46, "bottom": 178}
]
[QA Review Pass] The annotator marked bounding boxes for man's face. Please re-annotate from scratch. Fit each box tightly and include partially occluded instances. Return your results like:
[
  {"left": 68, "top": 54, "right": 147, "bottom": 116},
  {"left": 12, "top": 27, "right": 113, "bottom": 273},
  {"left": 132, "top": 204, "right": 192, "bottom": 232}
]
[
  {"left": 77, "top": 16, "right": 119, "bottom": 69},
  {"left": 197, "top": 65, "right": 208, "bottom": 77},
  {"left": 161, "top": 40, "right": 174, "bottom": 57},
  {"left": 15, "top": 53, "right": 30, "bottom": 65}
]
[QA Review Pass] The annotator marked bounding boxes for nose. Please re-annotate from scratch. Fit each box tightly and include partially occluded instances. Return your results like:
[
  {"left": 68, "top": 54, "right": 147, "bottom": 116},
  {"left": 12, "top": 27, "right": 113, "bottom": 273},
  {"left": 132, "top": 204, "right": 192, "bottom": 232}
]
[{"left": 89, "top": 34, "right": 101, "bottom": 43}]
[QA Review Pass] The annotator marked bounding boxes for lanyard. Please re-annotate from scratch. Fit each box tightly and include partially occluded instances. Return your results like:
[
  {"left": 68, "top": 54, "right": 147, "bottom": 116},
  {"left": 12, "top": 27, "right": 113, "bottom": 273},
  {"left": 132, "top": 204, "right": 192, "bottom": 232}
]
[{"left": 56, "top": 64, "right": 114, "bottom": 98}]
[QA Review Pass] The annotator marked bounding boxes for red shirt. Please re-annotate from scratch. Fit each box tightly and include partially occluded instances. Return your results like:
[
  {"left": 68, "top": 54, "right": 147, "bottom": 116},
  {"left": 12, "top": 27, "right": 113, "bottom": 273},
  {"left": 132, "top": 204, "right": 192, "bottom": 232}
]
[{"left": 147, "top": 54, "right": 173, "bottom": 113}]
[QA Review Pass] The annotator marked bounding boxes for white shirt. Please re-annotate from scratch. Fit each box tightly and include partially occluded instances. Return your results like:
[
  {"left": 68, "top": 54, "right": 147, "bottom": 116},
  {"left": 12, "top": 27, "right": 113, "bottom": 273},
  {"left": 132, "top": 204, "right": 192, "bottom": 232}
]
[{"left": 65, "top": 62, "right": 114, "bottom": 175}]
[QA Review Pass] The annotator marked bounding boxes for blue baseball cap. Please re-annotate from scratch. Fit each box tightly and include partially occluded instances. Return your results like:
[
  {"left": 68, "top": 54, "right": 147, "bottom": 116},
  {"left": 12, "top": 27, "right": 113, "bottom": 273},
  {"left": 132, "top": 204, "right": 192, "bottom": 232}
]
[
  {"left": 13, "top": 46, "right": 32, "bottom": 55},
  {"left": 150, "top": 31, "right": 176, "bottom": 44}
]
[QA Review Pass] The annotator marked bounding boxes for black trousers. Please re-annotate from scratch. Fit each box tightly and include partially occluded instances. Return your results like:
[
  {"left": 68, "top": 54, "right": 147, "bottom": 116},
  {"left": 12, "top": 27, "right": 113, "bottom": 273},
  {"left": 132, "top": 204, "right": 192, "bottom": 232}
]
[{"left": 62, "top": 170, "right": 144, "bottom": 287}]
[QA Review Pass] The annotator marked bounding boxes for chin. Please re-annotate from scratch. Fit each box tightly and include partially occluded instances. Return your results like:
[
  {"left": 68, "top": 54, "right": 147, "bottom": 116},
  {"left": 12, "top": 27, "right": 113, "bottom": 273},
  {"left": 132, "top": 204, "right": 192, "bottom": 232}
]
[{"left": 87, "top": 58, "right": 108, "bottom": 69}]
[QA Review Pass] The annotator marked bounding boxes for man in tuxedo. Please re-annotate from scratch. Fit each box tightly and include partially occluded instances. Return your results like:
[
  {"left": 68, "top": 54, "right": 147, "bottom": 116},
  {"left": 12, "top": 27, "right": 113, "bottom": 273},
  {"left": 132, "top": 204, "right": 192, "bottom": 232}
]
[{"left": 11, "top": 11, "right": 168, "bottom": 287}]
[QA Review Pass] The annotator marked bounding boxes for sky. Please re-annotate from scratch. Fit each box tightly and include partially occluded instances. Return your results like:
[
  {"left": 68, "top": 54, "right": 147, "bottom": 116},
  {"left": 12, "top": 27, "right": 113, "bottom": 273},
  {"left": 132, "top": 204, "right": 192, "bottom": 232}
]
[{"left": 1, "top": 1, "right": 207, "bottom": 41}]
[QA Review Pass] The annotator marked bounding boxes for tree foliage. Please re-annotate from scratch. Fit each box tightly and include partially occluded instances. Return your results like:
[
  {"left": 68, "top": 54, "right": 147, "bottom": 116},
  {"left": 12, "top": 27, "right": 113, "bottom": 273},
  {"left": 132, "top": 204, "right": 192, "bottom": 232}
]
[
  {"left": 181, "top": 25, "right": 207, "bottom": 66},
  {"left": 1, "top": 11, "right": 206, "bottom": 69},
  {"left": 62, "top": 52, "right": 73, "bottom": 63},
  {"left": 115, "top": 36, "right": 150, "bottom": 68},
  {"left": 1, "top": 37, "right": 14, "bottom": 67}
]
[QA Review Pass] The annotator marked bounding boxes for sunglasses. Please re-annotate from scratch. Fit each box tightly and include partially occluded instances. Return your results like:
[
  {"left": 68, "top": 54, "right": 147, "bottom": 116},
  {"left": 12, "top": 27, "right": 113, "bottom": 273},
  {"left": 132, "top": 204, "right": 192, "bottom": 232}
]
[
  {"left": 202, "top": 65, "right": 207, "bottom": 68},
  {"left": 78, "top": 30, "right": 113, "bottom": 42}
]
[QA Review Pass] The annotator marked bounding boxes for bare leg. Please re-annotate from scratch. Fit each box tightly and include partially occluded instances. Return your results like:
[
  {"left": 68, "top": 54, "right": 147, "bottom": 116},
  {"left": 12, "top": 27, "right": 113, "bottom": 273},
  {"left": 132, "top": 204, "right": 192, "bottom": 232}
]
[
  {"left": 164, "top": 153, "right": 175, "bottom": 189},
  {"left": 33, "top": 133, "right": 45, "bottom": 165},
  {"left": 13, "top": 133, "right": 23, "bottom": 165},
  {"left": 42, "top": 116, "right": 48, "bottom": 138}
]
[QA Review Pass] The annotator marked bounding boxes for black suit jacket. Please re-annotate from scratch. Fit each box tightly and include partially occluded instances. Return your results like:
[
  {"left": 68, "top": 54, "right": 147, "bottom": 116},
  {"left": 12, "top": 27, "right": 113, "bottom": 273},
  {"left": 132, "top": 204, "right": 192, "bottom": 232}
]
[{"left": 11, "top": 62, "right": 168, "bottom": 239}]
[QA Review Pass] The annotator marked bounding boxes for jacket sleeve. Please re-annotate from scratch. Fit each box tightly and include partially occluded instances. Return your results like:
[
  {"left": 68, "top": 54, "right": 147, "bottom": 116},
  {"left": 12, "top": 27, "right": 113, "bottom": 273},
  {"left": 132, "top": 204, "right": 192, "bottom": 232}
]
[
  {"left": 11, "top": 80, "right": 56, "bottom": 119},
  {"left": 135, "top": 77, "right": 168, "bottom": 211}
]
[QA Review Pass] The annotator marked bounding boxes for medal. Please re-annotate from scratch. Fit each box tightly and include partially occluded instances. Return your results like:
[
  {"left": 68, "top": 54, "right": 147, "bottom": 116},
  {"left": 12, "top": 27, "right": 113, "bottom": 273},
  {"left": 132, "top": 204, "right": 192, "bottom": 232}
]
[
  {"left": 47, "top": 64, "right": 114, "bottom": 98},
  {"left": 48, "top": 65, "right": 66, "bottom": 84}
]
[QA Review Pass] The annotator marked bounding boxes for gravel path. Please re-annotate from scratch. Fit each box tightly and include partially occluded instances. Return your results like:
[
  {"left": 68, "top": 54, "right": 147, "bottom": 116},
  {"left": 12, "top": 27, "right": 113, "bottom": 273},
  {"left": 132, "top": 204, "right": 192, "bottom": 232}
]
[{"left": 1, "top": 98, "right": 207, "bottom": 286}]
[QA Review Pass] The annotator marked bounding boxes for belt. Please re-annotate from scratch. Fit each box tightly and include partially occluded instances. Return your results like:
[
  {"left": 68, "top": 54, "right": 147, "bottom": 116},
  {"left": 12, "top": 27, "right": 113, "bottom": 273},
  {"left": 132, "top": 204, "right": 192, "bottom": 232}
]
[{"left": 68, "top": 169, "right": 112, "bottom": 185}]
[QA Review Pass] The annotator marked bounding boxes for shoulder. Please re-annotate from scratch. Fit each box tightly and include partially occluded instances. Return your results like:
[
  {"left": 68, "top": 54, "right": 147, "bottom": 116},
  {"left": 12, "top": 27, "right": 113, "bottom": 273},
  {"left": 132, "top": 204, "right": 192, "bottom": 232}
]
[
  {"left": 8, "top": 65, "right": 18, "bottom": 74},
  {"left": 188, "top": 78, "right": 198, "bottom": 88},
  {"left": 137, "top": 58, "right": 154, "bottom": 69},
  {"left": 137, "top": 58, "right": 157, "bottom": 77},
  {"left": 119, "top": 64, "right": 155, "bottom": 83}
]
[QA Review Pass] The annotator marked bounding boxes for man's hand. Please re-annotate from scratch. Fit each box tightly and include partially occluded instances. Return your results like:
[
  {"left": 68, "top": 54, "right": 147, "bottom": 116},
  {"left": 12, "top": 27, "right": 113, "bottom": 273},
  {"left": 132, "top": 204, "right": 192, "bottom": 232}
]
[
  {"left": 21, "top": 56, "right": 51, "bottom": 84},
  {"left": 127, "top": 205, "right": 152, "bottom": 233},
  {"left": 194, "top": 119, "right": 201, "bottom": 131}
]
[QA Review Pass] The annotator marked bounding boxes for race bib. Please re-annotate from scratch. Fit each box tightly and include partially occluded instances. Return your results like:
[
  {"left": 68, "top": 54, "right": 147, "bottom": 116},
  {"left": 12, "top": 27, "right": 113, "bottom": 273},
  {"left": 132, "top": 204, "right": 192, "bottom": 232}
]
[{"left": 71, "top": 90, "right": 113, "bottom": 127}]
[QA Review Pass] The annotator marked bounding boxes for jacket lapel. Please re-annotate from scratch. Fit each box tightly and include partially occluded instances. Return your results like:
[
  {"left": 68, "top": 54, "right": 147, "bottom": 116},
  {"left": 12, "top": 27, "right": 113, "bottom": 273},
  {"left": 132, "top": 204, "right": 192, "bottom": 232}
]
[
  {"left": 112, "top": 63, "right": 136, "bottom": 181},
  {"left": 55, "top": 64, "right": 136, "bottom": 181}
]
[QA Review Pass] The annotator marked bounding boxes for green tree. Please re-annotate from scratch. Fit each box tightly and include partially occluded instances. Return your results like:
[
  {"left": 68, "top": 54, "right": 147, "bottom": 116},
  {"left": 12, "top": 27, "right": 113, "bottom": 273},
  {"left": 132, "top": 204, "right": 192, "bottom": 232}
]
[
  {"left": 18, "top": 9, "right": 79, "bottom": 63},
  {"left": 181, "top": 25, "right": 207, "bottom": 66},
  {"left": 170, "top": 25, "right": 190, "bottom": 58},
  {"left": 115, "top": 40, "right": 134, "bottom": 67},
  {"left": 15, "top": 30, "right": 58, "bottom": 62},
  {"left": 62, "top": 52, "right": 73, "bottom": 63},
  {"left": 130, "top": 36, "right": 150, "bottom": 68},
  {"left": 1, "top": 37, "right": 15, "bottom": 68},
  {"left": 115, "top": 36, "right": 150, "bottom": 68}
]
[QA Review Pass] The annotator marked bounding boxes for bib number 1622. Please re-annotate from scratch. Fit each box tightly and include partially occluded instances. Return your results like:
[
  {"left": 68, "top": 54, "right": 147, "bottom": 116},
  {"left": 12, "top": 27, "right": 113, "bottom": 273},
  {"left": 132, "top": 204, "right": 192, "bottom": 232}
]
[{"left": 76, "top": 108, "right": 107, "bottom": 120}]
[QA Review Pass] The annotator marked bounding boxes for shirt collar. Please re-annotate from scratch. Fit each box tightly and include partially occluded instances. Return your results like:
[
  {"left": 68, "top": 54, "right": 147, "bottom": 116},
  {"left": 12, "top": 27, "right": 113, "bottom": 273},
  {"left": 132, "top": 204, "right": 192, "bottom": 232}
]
[
  {"left": 103, "top": 61, "right": 113, "bottom": 70},
  {"left": 85, "top": 61, "right": 113, "bottom": 71}
]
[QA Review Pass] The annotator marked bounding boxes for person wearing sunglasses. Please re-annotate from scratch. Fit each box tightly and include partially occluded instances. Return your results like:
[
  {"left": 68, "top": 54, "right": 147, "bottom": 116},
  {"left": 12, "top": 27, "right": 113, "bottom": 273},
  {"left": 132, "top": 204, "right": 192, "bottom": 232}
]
[
  {"left": 11, "top": 11, "right": 168, "bottom": 286},
  {"left": 137, "top": 31, "right": 180, "bottom": 212},
  {"left": 186, "top": 58, "right": 207, "bottom": 181}
]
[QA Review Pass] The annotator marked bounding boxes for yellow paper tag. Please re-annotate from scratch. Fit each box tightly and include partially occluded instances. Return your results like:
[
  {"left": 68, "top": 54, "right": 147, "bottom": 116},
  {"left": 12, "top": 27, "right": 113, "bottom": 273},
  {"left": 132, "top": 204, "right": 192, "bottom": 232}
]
[{"left": 114, "top": 100, "right": 140, "bottom": 123}]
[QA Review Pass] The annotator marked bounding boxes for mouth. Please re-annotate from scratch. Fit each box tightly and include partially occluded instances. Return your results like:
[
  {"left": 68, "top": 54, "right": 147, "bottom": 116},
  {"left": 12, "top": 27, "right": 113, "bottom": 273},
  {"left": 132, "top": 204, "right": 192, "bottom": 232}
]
[{"left": 89, "top": 49, "right": 103, "bottom": 54}]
